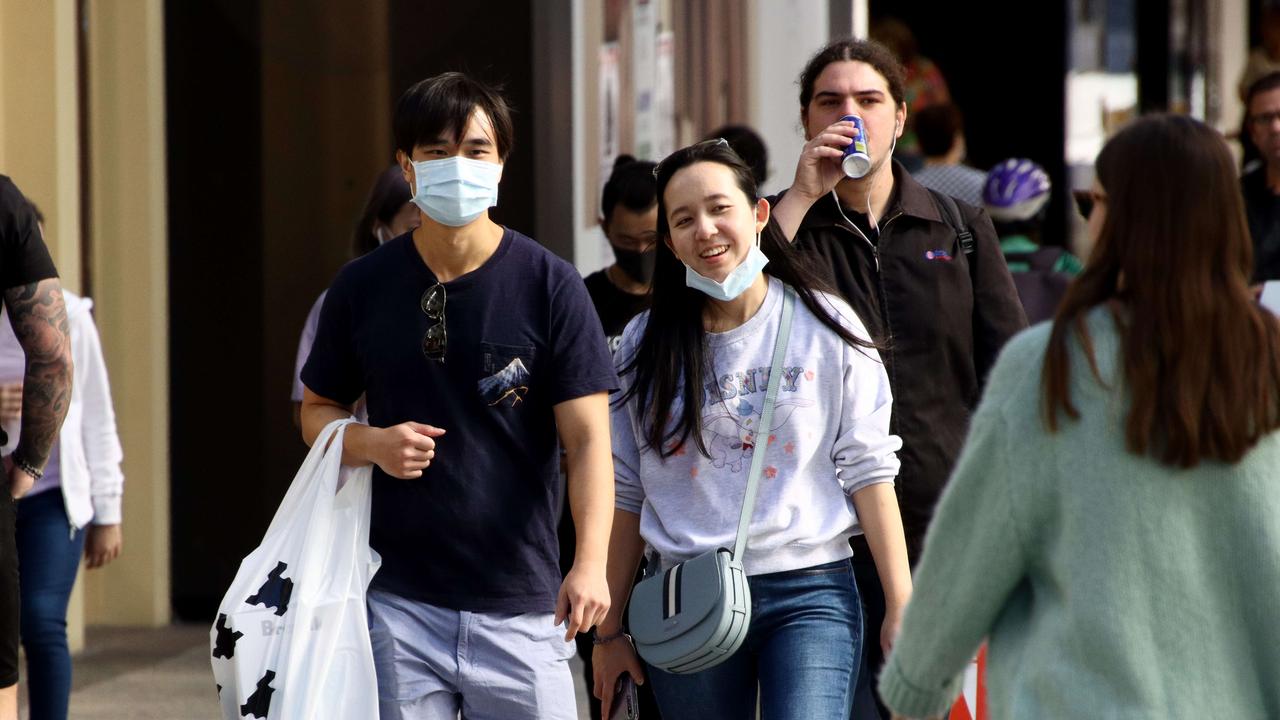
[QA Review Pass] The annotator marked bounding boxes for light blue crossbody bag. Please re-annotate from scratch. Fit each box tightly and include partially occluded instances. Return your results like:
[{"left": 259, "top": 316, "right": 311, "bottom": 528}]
[{"left": 626, "top": 286, "right": 795, "bottom": 674}]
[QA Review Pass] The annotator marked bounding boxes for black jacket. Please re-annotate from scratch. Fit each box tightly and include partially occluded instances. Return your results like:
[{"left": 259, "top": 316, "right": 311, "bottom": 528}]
[
  {"left": 766, "top": 162, "right": 1027, "bottom": 560},
  {"left": 1241, "top": 167, "right": 1280, "bottom": 282}
]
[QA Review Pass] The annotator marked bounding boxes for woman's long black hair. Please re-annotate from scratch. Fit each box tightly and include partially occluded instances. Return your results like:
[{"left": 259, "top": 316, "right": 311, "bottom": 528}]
[{"left": 616, "top": 140, "right": 878, "bottom": 458}]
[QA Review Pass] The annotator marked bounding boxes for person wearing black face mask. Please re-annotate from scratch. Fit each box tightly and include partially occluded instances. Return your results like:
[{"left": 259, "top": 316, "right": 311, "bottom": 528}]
[
  {"left": 566, "top": 154, "right": 663, "bottom": 720},
  {"left": 582, "top": 155, "right": 658, "bottom": 352}
]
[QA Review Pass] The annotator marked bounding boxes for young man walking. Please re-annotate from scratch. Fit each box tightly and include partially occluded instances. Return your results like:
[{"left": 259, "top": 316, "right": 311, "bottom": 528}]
[
  {"left": 301, "top": 72, "right": 617, "bottom": 720},
  {"left": 766, "top": 39, "right": 1027, "bottom": 719}
]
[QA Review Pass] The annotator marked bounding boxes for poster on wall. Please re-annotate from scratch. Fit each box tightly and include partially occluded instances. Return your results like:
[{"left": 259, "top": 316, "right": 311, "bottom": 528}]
[
  {"left": 654, "top": 30, "right": 676, "bottom": 160},
  {"left": 632, "top": 0, "right": 656, "bottom": 160},
  {"left": 599, "top": 41, "right": 622, "bottom": 216}
]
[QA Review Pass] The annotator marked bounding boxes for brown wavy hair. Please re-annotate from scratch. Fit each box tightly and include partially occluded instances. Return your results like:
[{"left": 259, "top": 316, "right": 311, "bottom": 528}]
[{"left": 1042, "top": 114, "right": 1280, "bottom": 467}]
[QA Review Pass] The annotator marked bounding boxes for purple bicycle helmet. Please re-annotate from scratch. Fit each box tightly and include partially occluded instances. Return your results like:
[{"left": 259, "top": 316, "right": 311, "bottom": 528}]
[{"left": 983, "top": 158, "right": 1051, "bottom": 222}]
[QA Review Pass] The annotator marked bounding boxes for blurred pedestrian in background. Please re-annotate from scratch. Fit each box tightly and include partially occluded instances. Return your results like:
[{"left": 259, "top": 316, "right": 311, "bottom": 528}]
[
  {"left": 911, "top": 104, "right": 985, "bottom": 207},
  {"left": 0, "top": 177, "right": 73, "bottom": 720},
  {"left": 983, "top": 159, "right": 1082, "bottom": 323},
  {"left": 0, "top": 206, "right": 124, "bottom": 720},
  {"left": 566, "top": 153, "right": 662, "bottom": 719},
  {"left": 581, "top": 155, "right": 658, "bottom": 352},
  {"left": 1242, "top": 71, "right": 1280, "bottom": 282},
  {"left": 871, "top": 18, "right": 950, "bottom": 171},
  {"left": 290, "top": 164, "right": 418, "bottom": 427}
]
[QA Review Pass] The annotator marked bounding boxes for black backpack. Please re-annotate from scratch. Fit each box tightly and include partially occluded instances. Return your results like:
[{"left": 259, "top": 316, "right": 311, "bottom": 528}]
[{"left": 928, "top": 188, "right": 1069, "bottom": 324}]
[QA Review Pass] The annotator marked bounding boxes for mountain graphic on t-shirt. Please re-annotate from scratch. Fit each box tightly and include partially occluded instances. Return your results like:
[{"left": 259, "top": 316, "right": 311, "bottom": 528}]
[{"left": 479, "top": 358, "right": 530, "bottom": 407}]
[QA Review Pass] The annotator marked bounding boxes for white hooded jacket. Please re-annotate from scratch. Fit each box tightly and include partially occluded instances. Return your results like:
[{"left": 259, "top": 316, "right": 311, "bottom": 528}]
[{"left": 0, "top": 290, "right": 124, "bottom": 528}]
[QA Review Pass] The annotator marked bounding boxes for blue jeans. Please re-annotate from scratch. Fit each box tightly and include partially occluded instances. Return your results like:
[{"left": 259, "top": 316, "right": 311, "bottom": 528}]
[
  {"left": 646, "top": 559, "right": 862, "bottom": 720},
  {"left": 16, "top": 490, "right": 85, "bottom": 720}
]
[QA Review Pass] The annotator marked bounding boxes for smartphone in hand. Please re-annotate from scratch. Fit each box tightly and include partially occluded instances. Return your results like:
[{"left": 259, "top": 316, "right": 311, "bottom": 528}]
[{"left": 608, "top": 674, "right": 639, "bottom": 720}]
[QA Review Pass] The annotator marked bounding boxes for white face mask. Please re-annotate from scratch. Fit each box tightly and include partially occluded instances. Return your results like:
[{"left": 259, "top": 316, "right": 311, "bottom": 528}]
[
  {"left": 410, "top": 156, "right": 502, "bottom": 227},
  {"left": 682, "top": 232, "right": 768, "bottom": 301}
]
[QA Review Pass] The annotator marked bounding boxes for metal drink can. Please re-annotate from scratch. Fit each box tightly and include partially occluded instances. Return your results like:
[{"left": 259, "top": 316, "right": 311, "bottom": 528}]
[{"left": 840, "top": 115, "right": 872, "bottom": 178}]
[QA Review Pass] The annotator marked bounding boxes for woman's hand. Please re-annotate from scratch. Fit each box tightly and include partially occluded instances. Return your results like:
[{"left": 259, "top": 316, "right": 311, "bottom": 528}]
[
  {"left": 593, "top": 635, "right": 646, "bottom": 720},
  {"left": 85, "top": 524, "right": 123, "bottom": 568},
  {"left": 881, "top": 601, "right": 906, "bottom": 657}
]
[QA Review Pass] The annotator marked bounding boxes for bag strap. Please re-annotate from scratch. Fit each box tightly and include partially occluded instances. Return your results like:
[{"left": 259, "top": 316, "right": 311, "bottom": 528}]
[
  {"left": 731, "top": 285, "right": 796, "bottom": 561},
  {"left": 927, "top": 187, "right": 975, "bottom": 257}
]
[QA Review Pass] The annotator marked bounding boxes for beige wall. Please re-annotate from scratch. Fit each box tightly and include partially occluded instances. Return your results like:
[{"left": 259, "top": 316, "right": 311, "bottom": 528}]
[
  {"left": 81, "top": 0, "right": 170, "bottom": 626},
  {"left": 0, "top": 0, "right": 82, "bottom": 293},
  {"left": 0, "top": 0, "right": 88, "bottom": 648},
  {"left": 0, "top": 0, "right": 170, "bottom": 632}
]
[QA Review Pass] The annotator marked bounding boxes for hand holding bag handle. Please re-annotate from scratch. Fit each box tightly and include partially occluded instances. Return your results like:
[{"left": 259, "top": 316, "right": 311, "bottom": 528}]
[{"left": 627, "top": 285, "right": 796, "bottom": 674}]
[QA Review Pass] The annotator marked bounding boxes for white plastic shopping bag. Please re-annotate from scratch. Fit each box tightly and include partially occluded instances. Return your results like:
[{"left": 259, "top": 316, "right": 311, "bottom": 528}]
[{"left": 210, "top": 418, "right": 382, "bottom": 719}]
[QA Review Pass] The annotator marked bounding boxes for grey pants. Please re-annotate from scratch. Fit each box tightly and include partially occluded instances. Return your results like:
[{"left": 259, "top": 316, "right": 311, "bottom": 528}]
[{"left": 366, "top": 589, "right": 578, "bottom": 720}]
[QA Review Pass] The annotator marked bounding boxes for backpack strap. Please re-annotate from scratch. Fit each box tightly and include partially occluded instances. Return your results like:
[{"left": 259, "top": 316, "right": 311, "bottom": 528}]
[
  {"left": 927, "top": 188, "right": 979, "bottom": 292},
  {"left": 927, "top": 187, "right": 975, "bottom": 257}
]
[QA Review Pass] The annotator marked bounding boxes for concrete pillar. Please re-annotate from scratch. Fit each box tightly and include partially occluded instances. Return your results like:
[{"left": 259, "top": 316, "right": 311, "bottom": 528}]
[
  {"left": 1213, "top": 0, "right": 1248, "bottom": 135},
  {"left": 82, "top": 0, "right": 171, "bottom": 627},
  {"left": 0, "top": 0, "right": 86, "bottom": 650},
  {"left": 745, "top": 0, "right": 829, "bottom": 197},
  {"left": 0, "top": 0, "right": 82, "bottom": 292}
]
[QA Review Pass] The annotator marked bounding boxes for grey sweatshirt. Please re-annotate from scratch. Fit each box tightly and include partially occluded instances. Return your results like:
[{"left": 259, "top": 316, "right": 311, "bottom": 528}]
[{"left": 612, "top": 276, "right": 902, "bottom": 576}]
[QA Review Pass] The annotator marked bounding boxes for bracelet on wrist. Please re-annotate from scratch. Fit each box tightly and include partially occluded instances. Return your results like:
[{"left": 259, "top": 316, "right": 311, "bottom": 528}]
[
  {"left": 11, "top": 454, "right": 42, "bottom": 480},
  {"left": 592, "top": 629, "right": 629, "bottom": 646}
]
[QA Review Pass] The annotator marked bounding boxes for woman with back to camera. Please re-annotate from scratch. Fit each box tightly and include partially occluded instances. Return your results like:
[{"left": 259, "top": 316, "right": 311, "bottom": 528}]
[
  {"left": 591, "top": 140, "right": 912, "bottom": 720},
  {"left": 880, "top": 114, "right": 1280, "bottom": 719}
]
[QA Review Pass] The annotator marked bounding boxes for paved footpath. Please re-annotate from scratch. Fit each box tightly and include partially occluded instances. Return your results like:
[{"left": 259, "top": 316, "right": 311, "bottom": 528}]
[{"left": 19, "top": 624, "right": 594, "bottom": 719}]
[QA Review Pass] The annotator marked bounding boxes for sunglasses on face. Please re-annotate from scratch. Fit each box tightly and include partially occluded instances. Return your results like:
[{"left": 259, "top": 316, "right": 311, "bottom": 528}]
[
  {"left": 421, "top": 283, "right": 446, "bottom": 362},
  {"left": 1249, "top": 110, "right": 1280, "bottom": 128}
]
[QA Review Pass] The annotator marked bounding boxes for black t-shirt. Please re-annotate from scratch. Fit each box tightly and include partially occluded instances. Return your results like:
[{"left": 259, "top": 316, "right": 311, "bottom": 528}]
[
  {"left": 582, "top": 269, "right": 650, "bottom": 352},
  {"left": 302, "top": 228, "right": 618, "bottom": 613},
  {"left": 0, "top": 176, "right": 58, "bottom": 292},
  {"left": 1241, "top": 168, "right": 1280, "bottom": 282}
]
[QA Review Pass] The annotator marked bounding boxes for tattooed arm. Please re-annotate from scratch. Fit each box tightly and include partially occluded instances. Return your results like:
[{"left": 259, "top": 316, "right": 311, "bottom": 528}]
[{"left": 3, "top": 278, "right": 72, "bottom": 496}]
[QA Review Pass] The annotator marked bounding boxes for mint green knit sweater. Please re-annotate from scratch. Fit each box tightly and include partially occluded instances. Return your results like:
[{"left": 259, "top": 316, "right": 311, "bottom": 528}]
[{"left": 879, "top": 308, "right": 1280, "bottom": 719}]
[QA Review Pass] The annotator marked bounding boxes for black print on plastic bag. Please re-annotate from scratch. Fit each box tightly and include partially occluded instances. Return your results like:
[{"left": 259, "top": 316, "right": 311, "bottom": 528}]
[
  {"left": 240, "top": 670, "right": 276, "bottom": 719},
  {"left": 212, "top": 613, "right": 243, "bottom": 659},
  {"left": 245, "top": 561, "right": 293, "bottom": 616}
]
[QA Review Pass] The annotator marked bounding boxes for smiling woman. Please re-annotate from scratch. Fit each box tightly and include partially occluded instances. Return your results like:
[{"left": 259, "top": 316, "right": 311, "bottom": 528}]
[{"left": 592, "top": 140, "right": 914, "bottom": 720}]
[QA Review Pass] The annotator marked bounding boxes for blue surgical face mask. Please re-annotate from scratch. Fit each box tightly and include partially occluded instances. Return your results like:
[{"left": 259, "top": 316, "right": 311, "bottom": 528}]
[
  {"left": 410, "top": 156, "right": 502, "bottom": 227},
  {"left": 683, "top": 232, "right": 769, "bottom": 302}
]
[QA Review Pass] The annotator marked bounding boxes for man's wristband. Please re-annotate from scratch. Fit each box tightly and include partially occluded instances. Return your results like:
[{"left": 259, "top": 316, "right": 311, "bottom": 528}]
[
  {"left": 592, "top": 629, "right": 629, "bottom": 646},
  {"left": 11, "top": 454, "right": 42, "bottom": 480}
]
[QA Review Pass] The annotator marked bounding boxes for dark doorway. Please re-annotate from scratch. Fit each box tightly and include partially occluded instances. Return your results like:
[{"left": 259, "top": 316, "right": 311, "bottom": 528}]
[
  {"left": 167, "top": 0, "right": 539, "bottom": 620},
  {"left": 387, "top": 1, "right": 536, "bottom": 234},
  {"left": 868, "top": 2, "right": 1071, "bottom": 246},
  {"left": 166, "top": 0, "right": 266, "bottom": 621}
]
